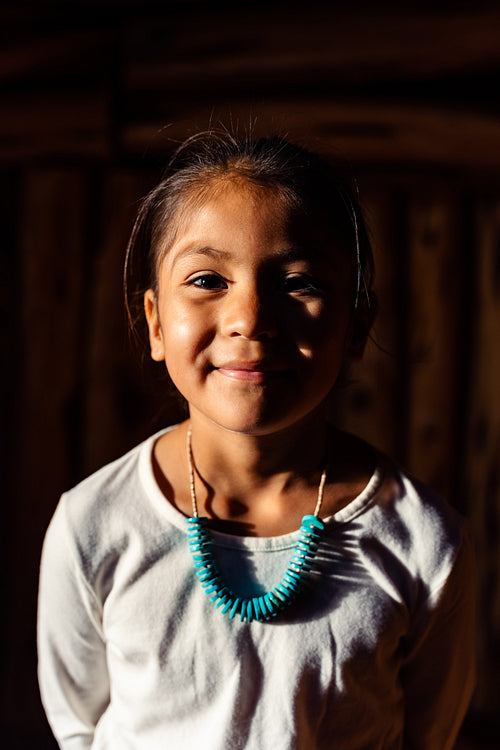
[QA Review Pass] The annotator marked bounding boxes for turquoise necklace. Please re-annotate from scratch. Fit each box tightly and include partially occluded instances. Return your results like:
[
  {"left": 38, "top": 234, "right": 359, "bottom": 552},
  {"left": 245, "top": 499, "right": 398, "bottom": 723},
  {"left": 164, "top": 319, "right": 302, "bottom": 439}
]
[{"left": 186, "top": 426, "right": 327, "bottom": 623}]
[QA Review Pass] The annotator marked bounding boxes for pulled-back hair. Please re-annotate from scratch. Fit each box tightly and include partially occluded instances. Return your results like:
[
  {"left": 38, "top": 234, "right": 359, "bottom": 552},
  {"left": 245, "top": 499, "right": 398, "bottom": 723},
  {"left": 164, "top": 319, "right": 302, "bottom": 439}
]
[{"left": 124, "top": 130, "right": 374, "bottom": 349}]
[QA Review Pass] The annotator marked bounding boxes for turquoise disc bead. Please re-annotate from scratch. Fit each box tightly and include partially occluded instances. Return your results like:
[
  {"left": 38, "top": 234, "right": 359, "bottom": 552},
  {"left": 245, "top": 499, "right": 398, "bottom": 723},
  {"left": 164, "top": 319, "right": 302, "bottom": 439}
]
[
  {"left": 186, "top": 514, "right": 325, "bottom": 623},
  {"left": 229, "top": 598, "right": 241, "bottom": 620},
  {"left": 301, "top": 515, "right": 325, "bottom": 530}
]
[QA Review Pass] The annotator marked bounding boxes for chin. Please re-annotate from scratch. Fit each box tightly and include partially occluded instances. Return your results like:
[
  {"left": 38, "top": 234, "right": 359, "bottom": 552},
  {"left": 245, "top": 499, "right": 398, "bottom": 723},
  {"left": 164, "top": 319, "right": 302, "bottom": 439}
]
[{"left": 199, "top": 404, "right": 326, "bottom": 438}]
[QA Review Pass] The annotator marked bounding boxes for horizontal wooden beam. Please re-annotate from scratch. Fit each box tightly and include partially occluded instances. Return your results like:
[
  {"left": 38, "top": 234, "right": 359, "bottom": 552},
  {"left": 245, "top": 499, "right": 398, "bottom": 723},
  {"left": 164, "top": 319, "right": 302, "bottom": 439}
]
[
  {"left": 125, "top": 5, "right": 500, "bottom": 90},
  {"left": 0, "top": 30, "right": 106, "bottom": 84},
  {"left": 0, "top": 92, "right": 110, "bottom": 161},
  {"left": 122, "top": 99, "right": 500, "bottom": 172},
  {"left": 2, "top": 4, "right": 500, "bottom": 90},
  {"left": 1, "top": 4, "right": 499, "bottom": 170}
]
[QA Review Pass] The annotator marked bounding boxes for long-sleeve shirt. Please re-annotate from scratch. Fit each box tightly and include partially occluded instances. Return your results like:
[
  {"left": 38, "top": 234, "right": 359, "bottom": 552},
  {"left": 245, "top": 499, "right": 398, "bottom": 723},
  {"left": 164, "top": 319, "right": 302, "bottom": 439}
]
[{"left": 38, "top": 429, "right": 475, "bottom": 749}]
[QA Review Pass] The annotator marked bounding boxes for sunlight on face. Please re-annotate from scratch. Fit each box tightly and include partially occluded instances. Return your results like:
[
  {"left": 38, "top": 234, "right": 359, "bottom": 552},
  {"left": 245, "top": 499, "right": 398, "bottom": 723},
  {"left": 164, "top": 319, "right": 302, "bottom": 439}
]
[{"left": 145, "top": 181, "right": 357, "bottom": 436}]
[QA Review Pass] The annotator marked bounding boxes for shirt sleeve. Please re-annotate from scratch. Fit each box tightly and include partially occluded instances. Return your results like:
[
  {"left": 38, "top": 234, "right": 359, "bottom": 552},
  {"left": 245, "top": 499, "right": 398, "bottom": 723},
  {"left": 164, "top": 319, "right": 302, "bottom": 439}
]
[
  {"left": 401, "top": 524, "right": 476, "bottom": 750},
  {"left": 37, "top": 495, "right": 110, "bottom": 749}
]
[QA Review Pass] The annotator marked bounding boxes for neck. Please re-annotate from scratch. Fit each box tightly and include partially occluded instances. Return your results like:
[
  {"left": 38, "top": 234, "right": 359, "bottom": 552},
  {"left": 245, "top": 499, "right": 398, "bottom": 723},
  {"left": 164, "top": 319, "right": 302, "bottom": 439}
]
[
  {"left": 188, "top": 409, "right": 329, "bottom": 490},
  {"left": 190, "top": 412, "right": 327, "bottom": 472}
]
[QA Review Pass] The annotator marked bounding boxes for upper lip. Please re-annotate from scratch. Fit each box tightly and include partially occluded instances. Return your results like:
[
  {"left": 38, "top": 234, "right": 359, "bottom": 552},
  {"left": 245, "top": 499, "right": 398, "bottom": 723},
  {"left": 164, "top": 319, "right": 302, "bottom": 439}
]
[{"left": 215, "top": 359, "right": 284, "bottom": 372}]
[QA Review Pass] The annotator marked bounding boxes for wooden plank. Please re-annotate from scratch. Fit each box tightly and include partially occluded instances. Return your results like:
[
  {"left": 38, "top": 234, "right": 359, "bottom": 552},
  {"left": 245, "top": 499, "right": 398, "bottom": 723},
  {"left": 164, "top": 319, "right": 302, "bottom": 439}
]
[
  {"left": 0, "top": 29, "right": 106, "bottom": 83},
  {"left": 0, "top": 168, "right": 20, "bottom": 721},
  {"left": 124, "top": 5, "right": 500, "bottom": 88},
  {"left": 19, "top": 169, "right": 88, "bottom": 533},
  {"left": 122, "top": 100, "right": 500, "bottom": 172},
  {"left": 82, "top": 170, "right": 186, "bottom": 477},
  {"left": 406, "top": 192, "right": 462, "bottom": 500},
  {"left": 462, "top": 198, "right": 500, "bottom": 712},
  {"left": 3, "top": 170, "right": 88, "bottom": 727},
  {"left": 329, "top": 186, "right": 401, "bottom": 458},
  {"left": 0, "top": 92, "right": 110, "bottom": 161}
]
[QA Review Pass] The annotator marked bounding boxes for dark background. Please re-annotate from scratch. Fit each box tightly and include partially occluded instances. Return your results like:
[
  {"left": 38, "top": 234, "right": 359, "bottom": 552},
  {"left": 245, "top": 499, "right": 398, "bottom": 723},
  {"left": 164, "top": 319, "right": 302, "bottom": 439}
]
[{"left": 1, "top": 1, "right": 500, "bottom": 746}]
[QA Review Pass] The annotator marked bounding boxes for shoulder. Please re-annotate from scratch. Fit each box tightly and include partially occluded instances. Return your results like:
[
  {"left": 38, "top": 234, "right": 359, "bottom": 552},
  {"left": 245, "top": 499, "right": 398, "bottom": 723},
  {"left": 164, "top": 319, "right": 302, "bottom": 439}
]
[
  {"left": 365, "top": 455, "right": 470, "bottom": 597},
  {"left": 43, "top": 429, "right": 172, "bottom": 587},
  {"left": 380, "top": 460, "right": 464, "bottom": 545},
  {"left": 64, "top": 432, "right": 159, "bottom": 519}
]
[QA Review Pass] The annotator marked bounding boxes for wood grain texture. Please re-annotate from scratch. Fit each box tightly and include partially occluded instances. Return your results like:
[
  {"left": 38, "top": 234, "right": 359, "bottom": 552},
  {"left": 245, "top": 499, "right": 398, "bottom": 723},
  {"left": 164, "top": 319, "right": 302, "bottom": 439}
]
[
  {"left": 330, "top": 186, "right": 402, "bottom": 458},
  {"left": 122, "top": 100, "right": 500, "bottom": 171},
  {"left": 0, "top": 92, "right": 110, "bottom": 161},
  {"left": 81, "top": 170, "right": 185, "bottom": 477},
  {"left": 124, "top": 5, "right": 500, "bottom": 86},
  {"left": 462, "top": 198, "right": 500, "bottom": 711},
  {"left": 4, "top": 170, "right": 88, "bottom": 726},
  {"left": 406, "top": 191, "right": 462, "bottom": 500}
]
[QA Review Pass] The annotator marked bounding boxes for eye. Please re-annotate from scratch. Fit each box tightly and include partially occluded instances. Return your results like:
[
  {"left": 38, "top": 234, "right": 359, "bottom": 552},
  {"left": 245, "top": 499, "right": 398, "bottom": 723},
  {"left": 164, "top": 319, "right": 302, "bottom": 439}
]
[
  {"left": 189, "top": 273, "right": 228, "bottom": 290},
  {"left": 278, "top": 274, "right": 323, "bottom": 295}
]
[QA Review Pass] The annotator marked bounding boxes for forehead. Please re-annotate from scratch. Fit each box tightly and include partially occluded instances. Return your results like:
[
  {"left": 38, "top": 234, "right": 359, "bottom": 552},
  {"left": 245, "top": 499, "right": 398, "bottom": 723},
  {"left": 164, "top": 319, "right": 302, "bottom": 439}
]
[
  {"left": 169, "top": 179, "right": 353, "bottom": 260},
  {"left": 184, "top": 182, "right": 287, "bottom": 235},
  {"left": 176, "top": 179, "right": 288, "bottom": 231}
]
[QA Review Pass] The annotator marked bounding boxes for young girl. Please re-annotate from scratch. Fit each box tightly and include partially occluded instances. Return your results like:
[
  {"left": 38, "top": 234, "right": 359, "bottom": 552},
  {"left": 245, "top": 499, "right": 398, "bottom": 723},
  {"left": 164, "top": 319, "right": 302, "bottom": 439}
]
[{"left": 38, "top": 132, "right": 475, "bottom": 749}]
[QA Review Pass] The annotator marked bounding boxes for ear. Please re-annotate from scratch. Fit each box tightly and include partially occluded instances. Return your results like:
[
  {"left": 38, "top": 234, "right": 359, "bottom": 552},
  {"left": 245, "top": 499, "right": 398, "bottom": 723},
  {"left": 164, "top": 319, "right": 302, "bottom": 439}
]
[
  {"left": 144, "top": 289, "right": 166, "bottom": 362},
  {"left": 345, "top": 291, "right": 377, "bottom": 360}
]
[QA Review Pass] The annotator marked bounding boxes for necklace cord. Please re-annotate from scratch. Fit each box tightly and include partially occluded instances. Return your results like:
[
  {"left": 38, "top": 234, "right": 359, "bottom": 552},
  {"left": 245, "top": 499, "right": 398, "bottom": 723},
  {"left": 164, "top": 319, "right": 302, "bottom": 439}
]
[
  {"left": 186, "top": 424, "right": 327, "bottom": 522},
  {"left": 187, "top": 425, "right": 198, "bottom": 517},
  {"left": 185, "top": 423, "right": 328, "bottom": 623}
]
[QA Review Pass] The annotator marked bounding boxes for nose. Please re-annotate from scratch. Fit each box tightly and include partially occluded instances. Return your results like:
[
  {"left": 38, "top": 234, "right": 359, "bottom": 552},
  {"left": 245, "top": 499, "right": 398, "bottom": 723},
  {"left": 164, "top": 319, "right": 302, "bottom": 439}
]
[{"left": 221, "top": 283, "right": 278, "bottom": 340}]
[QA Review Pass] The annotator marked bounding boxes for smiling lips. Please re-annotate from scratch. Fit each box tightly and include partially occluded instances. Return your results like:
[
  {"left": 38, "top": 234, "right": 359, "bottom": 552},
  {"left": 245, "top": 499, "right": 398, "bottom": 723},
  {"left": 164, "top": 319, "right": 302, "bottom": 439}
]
[{"left": 215, "top": 361, "right": 288, "bottom": 383}]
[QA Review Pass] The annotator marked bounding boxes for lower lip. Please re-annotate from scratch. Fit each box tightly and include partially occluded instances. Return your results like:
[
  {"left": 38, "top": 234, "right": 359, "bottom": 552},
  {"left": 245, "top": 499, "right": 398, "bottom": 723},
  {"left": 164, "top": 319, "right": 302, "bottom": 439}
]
[{"left": 216, "top": 368, "right": 274, "bottom": 383}]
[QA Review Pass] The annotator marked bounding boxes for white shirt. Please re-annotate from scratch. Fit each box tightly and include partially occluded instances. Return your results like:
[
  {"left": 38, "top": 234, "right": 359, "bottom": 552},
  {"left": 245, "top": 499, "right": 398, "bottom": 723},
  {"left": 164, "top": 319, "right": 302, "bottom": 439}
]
[{"left": 38, "top": 429, "right": 475, "bottom": 749}]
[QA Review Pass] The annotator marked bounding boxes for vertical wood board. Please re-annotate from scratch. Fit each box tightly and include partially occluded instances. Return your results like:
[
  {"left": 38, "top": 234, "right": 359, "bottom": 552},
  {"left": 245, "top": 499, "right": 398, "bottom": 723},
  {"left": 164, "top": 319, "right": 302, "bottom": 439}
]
[
  {"left": 82, "top": 170, "right": 185, "bottom": 478},
  {"left": 330, "top": 188, "right": 401, "bottom": 458},
  {"left": 3, "top": 169, "right": 88, "bottom": 725},
  {"left": 463, "top": 198, "right": 500, "bottom": 711},
  {"left": 406, "top": 192, "right": 462, "bottom": 500}
]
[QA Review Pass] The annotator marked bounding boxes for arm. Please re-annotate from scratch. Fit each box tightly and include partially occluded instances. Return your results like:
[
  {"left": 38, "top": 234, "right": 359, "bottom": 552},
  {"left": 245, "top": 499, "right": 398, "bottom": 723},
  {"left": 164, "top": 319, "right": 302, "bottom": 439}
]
[
  {"left": 37, "top": 496, "right": 110, "bottom": 749},
  {"left": 401, "top": 527, "right": 476, "bottom": 750}
]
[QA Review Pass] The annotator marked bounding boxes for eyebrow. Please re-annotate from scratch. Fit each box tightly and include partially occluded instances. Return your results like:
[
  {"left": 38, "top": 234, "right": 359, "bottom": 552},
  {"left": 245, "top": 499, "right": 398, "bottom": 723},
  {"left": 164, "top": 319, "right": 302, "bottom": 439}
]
[
  {"left": 273, "top": 246, "right": 312, "bottom": 261},
  {"left": 170, "top": 245, "right": 233, "bottom": 268},
  {"left": 171, "top": 243, "right": 316, "bottom": 267}
]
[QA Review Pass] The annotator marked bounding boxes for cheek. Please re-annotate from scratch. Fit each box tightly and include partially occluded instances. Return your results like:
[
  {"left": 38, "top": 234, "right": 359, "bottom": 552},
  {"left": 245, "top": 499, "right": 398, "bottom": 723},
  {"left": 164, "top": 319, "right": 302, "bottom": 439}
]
[
  {"left": 161, "top": 303, "right": 214, "bottom": 365},
  {"left": 293, "top": 300, "right": 351, "bottom": 352}
]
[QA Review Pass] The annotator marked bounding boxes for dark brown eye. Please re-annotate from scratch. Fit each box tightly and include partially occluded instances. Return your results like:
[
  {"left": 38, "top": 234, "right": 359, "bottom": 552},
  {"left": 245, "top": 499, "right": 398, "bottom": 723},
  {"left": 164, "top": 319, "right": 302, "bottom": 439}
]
[
  {"left": 190, "top": 274, "right": 227, "bottom": 290},
  {"left": 278, "top": 274, "right": 322, "bottom": 294}
]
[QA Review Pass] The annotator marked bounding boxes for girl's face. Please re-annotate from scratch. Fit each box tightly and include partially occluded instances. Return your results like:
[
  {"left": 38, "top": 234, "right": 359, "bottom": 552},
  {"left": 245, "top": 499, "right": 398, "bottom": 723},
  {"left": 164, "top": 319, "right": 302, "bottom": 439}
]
[{"left": 145, "top": 182, "right": 360, "bottom": 437}]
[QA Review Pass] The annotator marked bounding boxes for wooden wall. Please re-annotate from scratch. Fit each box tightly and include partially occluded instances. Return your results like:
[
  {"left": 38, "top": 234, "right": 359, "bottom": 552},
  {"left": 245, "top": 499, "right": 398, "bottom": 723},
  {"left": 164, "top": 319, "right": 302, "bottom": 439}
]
[{"left": 2, "top": 1, "right": 500, "bottom": 745}]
